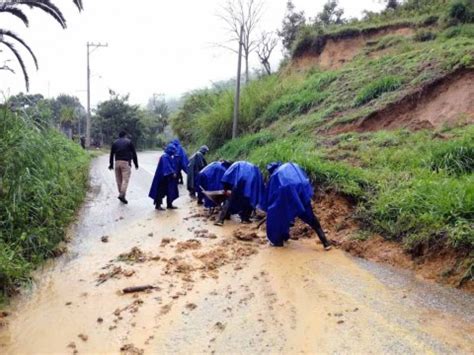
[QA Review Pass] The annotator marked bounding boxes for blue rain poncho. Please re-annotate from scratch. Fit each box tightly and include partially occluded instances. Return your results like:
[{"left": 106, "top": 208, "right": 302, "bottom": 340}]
[
  {"left": 171, "top": 139, "right": 189, "bottom": 175},
  {"left": 148, "top": 144, "right": 179, "bottom": 204},
  {"left": 221, "top": 161, "right": 265, "bottom": 213},
  {"left": 197, "top": 161, "right": 229, "bottom": 208},
  {"left": 263, "top": 163, "right": 314, "bottom": 246}
]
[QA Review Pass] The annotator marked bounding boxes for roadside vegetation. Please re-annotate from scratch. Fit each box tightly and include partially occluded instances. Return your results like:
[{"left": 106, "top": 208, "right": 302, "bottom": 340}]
[
  {"left": 0, "top": 105, "right": 90, "bottom": 301},
  {"left": 172, "top": 0, "right": 474, "bottom": 276}
]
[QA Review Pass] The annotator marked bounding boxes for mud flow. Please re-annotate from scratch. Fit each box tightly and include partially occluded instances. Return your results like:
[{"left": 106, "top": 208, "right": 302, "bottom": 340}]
[{"left": 0, "top": 152, "right": 472, "bottom": 354}]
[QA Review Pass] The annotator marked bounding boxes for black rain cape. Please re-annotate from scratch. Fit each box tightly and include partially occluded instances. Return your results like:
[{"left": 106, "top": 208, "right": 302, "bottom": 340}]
[{"left": 187, "top": 148, "right": 208, "bottom": 193}]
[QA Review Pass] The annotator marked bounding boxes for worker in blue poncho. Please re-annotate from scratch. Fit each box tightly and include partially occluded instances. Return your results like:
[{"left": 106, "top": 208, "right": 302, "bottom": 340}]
[
  {"left": 214, "top": 161, "right": 265, "bottom": 226},
  {"left": 264, "top": 162, "right": 331, "bottom": 250},
  {"left": 171, "top": 139, "right": 189, "bottom": 185},
  {"left": 149, "top": 144, "right": 179, "bottom": 210},
  {"left": 197, "top": 160, "right": 232, "bottom": 207}
]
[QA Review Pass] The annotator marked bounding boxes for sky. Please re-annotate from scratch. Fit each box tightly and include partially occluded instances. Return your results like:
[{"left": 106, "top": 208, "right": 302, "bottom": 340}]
[{"left": 0, "top": 0, "right": 384, "bottom": 108}]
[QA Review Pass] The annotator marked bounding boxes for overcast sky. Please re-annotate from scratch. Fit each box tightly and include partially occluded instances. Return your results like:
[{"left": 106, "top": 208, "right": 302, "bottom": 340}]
[{"left": 0, "top": 0, "right": 383, "bottom": 108}]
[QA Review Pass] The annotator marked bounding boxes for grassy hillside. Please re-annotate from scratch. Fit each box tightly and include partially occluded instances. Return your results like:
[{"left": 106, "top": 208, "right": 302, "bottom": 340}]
[
  {"left": 172, "top": 0, "right": 474, "bottom": 279},
  {"left": 0, "top": 106, "right": 90, "bottom": 300}
]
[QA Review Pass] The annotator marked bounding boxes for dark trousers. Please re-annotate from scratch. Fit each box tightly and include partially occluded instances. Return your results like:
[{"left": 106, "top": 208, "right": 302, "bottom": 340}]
[
  {"left": 154, "top": 176, "right": 176, "bottom": 208},
  {"left": 300, "top": 204, "right": 330, "bottom": 247},
  {"left": 218, "top": 194, "right": 252, "bottom": 223}
]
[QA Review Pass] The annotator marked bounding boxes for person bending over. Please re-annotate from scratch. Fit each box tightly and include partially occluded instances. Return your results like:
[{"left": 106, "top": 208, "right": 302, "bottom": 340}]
[
  {"left": 197, "top": 160, "right": 232, "bottom": 208},
  {"left": 214, "top": 161, "right": 264, "bottom": 226},
  {"left": 263, "top": 162, "right": 331, "bottom": 250}
]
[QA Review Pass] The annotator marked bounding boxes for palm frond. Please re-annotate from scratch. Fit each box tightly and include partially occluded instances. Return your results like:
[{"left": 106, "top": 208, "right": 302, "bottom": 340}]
[
  {"left": 0, "top": 6, "right": 30, "bottom": 27},
  {"left": 16, "top": 0, "right": 67, "bottom": 28},
  {"left": 73, "top": 0, "right": 84, "bottom": 11},
  {"left": 0, "top": 29, "right": 38, "bottom": 69},
  {"left": 0, "top": 40, "right": 30, "bottom": 91}
]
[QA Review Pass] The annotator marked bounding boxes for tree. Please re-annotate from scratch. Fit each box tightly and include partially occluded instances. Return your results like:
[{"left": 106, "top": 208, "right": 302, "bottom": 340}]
[
  {"left": 217, "top": 0, "right": 264, "bottom": 83},
  {"left": 92, "top": 93, "right": 144, "bottom": 146},
  {"left": 256, "top": 31, "right": 278, "bottom": 75},
  {"left": 278, "top": 0, "right": 306, "bottom": 53},
  {"left": 140, "top": 94, "right": 171, "bottom": 148},
  {"left": 385, "top": 0, "right": 400, "bottom": 10},
  {"left": 0, "top": 1, "right": 83, "bottom": 91},
  {"left": 49, "top": 94, "right": 86, "bottom": 135},
  {"left": 315, "top": 0, "right": 345, "bottom": 27}
]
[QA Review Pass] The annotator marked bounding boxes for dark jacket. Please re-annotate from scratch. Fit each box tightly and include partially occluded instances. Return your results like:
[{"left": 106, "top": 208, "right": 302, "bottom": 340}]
[{"left": 109, "top": 137, "right": 138, "bottom": 168}]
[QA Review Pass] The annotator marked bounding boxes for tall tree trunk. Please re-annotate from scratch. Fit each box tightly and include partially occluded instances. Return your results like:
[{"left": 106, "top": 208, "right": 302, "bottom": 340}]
[{"left": 245, "top": 50, "right": 250, "bottom": 84}]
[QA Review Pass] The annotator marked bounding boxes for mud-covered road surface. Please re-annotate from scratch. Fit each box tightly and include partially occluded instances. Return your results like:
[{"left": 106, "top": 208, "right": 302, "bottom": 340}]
[{"left": 1, "top": 152, "right": 473, "bottom": 354}]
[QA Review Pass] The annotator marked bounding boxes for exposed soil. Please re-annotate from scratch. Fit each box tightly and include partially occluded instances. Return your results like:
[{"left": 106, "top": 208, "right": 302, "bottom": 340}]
[
  {"left": 361, "top": 69, "right": 474, "bottom": 131},
  {"left": 295, "top": 191, "right": 473, "bottom": 292},
  {"left": 332, "top": 69, "right": 474, "bottom": 134},
  {"left": 292, "top": 26, "right": 415, "bottom": 71}
]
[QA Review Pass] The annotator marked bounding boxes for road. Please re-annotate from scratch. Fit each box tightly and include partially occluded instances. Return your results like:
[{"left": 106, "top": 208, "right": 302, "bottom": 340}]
[{"left": 0, "top": 152, "right": 473, "bottom": 354}]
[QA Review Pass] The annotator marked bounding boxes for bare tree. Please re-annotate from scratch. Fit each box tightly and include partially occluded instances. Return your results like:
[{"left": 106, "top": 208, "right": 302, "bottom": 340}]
[
  {"left": 256, "top": 31, "right": 278, "bottom": 75},
  {"left": 217, "top": 0, "right": 264, "bottom": 83}
]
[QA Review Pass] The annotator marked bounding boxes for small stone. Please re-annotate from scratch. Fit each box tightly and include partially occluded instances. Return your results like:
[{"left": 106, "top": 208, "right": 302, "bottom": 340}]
[
  {"left": 97, "top": 317, "right": 104, "bottom": 323},
  {"left": 78, "top": 333, "right": 88, "bottom": 342},
  {"left": 65, "top": 302, "right": 72, "bottom": 306},
  {"left": 101, "top": 236, "right": 109, "bottom": 243},
  {"left": 337, "top": 320, "right": 345, "bottom": 324}
]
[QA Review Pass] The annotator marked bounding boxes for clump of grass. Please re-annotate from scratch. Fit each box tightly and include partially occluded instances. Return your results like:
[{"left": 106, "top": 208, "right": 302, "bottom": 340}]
[
  {"left": 429, "top": 139, "right": 474, "bottom": 175},
  {"left": 354, "top": 76, "right": 403, "bottom": 107},
  {"left": 0, "top": 106, "right": 90, "bottom": 298}
]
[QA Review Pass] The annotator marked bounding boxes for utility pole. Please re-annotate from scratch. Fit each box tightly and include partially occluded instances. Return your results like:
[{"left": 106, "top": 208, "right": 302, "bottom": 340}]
[
  {"left": 232, "top": 25, "right": 244, "bottom": 139},
  {"left": 86, "top": 41, "right": 108, "bottom": 147}
]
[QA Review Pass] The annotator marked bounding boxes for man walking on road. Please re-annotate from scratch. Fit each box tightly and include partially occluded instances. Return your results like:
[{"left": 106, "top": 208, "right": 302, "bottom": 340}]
[{"left": 109, "top": 131, "right": 139, "bottom": 204}]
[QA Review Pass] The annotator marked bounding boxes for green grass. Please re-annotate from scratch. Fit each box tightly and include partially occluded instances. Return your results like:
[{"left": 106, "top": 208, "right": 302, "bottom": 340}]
[
  {"left": 0, "top": 107, "right": 90, "bottom": 300},
  {"left": 354, "top": 76, "right": 403, "bottom": 107}
]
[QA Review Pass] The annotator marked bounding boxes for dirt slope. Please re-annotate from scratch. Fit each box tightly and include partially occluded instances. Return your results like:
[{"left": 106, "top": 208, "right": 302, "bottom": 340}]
[
  {"left": 293, "top": 26, "right": 415, "bottom": 71},
  {"left": 356, "top": 69, "right": 474, "bottom": 132}
]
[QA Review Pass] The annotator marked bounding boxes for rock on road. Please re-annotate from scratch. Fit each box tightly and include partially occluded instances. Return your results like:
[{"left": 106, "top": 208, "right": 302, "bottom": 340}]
[{"left": 0, "top": 152, "right": 473, "bottom": 354}]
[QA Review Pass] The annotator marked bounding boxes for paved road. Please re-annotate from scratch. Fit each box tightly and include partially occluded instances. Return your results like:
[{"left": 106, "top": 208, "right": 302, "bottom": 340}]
[{"left": 0, "top": 152, "right": 473, "bottom": 354}]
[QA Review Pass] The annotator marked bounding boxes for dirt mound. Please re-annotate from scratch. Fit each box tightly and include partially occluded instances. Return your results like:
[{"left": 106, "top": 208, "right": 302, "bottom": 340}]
[
  {"left": 176, "top": 239, "right": 202, "bottom": 253},
  {"left": 293, "top": 26, "right": 414, "bottom": 71}
]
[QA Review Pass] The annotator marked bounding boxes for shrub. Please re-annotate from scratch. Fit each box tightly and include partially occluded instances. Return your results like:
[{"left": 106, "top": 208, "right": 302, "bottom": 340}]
[
  {"left": 0, "top": 107, "right": 90, "bottom": 297},
  {"left": 442, "top": 23, "right": 474, "bottom": 38},
  {"left": 414, "top": 29, "right": 437, "bottom": 41},
  {"left": 448, "top": 0, "right": 474, "bottom": 24},
  {"left": 354, "top": 76, "right": 402, "bottom": 106}
]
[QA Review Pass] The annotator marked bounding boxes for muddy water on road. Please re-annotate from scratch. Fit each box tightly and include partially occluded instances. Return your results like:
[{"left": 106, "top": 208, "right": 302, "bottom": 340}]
[{"left": 0, "top": 152, "right": 473, "bottom": 354}]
